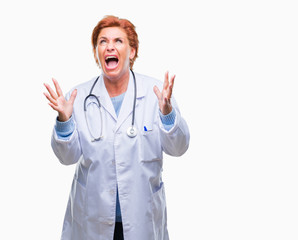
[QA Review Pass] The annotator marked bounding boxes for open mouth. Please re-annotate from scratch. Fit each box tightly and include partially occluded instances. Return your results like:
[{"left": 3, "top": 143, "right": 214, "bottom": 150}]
[{"left": 105, "top": 55, "right": 119, "bottom": 69}]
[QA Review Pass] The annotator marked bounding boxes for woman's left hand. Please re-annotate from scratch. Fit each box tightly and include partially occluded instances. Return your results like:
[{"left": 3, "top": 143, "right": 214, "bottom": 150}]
[{"left": 153, "top": 71, "right": 175, "bottom": 115}]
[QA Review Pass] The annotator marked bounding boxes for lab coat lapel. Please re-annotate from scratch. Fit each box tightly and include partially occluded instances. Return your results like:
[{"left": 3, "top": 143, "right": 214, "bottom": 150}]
[
  {"left": 93, "top": 75, "right": 117, "bottom": 121},
  {"left": 115, "top": 72, "right": 145, "bottom": 132}
]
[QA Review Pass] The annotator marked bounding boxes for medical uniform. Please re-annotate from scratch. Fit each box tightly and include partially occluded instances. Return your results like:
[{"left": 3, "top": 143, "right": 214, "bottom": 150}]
[{"left": 51, "top": 72, "right": 190, "bottom": 240}]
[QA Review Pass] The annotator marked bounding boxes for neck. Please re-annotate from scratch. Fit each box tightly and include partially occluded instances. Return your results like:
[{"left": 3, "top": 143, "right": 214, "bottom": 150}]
[{"left": 103, "top": 69, "right": 130, "bottom": 97}]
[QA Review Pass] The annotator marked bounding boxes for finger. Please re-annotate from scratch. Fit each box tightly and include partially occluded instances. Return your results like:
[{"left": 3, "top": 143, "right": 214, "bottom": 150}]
[
  {"left": 43, "top": 92, "right": 58, "bottom": 106},
  {"left": 44, "top": 83, "right": 58, "bottom": 100},
  {"left": 153, "top": 86, "right": 162, "bottom": 101},
  {"left": 163, "top": 71, "right": 169, "bottom": 92},
  {"left": 48, "top": 102, "right": 60, "bottom": 112},
  {"left": 166, "top": 74, "right": 175, "bottom": 99},
  {"left": 170, "top": 74, "right": 175, "bottom": 86},
  {"left": 69, "top": 89, "right": 77, "bottom": 105},
  {"left": 52, "top": 78, "right": 64, "bottom": 98}
]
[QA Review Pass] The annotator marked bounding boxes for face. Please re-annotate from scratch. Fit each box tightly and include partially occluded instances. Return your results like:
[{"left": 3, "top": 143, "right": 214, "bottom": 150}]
[{"left": 95, "top": 27, "right": 135, "bottom": 80}]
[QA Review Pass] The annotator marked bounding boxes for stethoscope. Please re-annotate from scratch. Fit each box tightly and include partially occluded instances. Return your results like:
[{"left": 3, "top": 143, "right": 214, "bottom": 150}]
[{"left": 84, "top": 69, "right": 137, "bottom": 142}]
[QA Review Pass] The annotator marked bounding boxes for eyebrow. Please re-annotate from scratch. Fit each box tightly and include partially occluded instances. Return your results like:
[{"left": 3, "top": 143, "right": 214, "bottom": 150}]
[{"left": 98, "top": 36, "right": 125, "bottom": 41}]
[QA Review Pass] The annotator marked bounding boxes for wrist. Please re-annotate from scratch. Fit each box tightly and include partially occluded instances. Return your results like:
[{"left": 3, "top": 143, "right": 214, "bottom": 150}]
[
  {"left": 58, "top": 113, "right": 70, "bottom": 122},
  {"left": 160, "top": 105, "right": 172, "bottom": 115}
]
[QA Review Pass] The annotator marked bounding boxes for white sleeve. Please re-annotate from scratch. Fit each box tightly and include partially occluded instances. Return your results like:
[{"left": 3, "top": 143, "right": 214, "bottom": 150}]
[
  {"left": 50, "top": 91, "right": 83, "bottom": 165},
  {"left": 159, "top": 98, "right": 190, "bottom": 157}
]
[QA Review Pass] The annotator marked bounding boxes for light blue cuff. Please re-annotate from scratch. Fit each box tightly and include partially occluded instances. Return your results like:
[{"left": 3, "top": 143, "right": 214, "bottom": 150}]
[
  {"left": 55, "top": 116, "right": 75, "bottom": 140},
  {"left": 159, "top": 109, "right": 176, "bottom": 131}
]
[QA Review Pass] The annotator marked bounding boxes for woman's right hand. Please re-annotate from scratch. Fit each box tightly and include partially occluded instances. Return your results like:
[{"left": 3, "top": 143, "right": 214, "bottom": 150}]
[{"left": 44, "top": 78, "right": 77, "bottom": 122}]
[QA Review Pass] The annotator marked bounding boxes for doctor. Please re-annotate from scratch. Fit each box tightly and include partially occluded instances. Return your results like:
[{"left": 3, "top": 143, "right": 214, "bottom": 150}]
[{"left": 44, "top": 15, "right": 190, "bottom": 240}]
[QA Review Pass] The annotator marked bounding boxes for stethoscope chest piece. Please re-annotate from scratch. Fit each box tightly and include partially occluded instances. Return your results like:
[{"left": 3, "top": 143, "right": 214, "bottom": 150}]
[{"left": 127, "top": 126, "right": 137, "bottom": 138}]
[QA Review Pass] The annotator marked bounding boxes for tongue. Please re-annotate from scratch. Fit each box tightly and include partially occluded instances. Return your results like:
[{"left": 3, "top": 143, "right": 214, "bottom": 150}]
[{"left": 107, "top": 60, "right": 118, "bottom": 68}]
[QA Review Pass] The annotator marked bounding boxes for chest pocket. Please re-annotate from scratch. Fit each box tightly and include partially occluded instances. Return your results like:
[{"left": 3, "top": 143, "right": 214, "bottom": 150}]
[{"left": 140, "top": 123, "right": 163, "bottom": 162}]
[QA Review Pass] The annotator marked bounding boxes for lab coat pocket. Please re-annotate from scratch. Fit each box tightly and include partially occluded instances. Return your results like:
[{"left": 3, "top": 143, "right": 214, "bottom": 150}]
[
  {"left": 70, "top": 179, "right": 86, "bottom": 226},
  {"left": 140, "top": 126, "right": 162, "bottom": 161},
  {"left": 151, "top": 182, "right": 167, "bottom": 238}
]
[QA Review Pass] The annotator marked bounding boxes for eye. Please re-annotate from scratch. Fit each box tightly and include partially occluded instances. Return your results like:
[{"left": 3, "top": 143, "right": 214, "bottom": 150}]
[
  {"left": 116, "top": 38, "right": 123, "bottom": 44},
  {"left": 99, "top": 39, "right": 107, "bottom": 45}
]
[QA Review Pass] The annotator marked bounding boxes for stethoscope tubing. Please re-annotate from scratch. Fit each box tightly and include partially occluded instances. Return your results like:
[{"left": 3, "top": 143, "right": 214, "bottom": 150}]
[
  {"left": 84, "top": 69, "right": 137, "bottom": 141},
  {"left": 130, "top": 70, "right": 137, "bottom": 128}
]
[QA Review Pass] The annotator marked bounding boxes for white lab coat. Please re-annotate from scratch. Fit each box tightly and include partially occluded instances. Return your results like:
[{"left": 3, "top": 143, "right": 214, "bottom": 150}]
[{"left": 51, "top": 72, "right": 190, "bottom": 240}]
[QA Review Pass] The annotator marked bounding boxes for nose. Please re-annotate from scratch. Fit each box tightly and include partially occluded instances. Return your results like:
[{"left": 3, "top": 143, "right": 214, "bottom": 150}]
[{"left": 107, "top": 42, "right": 115, "bottom": 52}]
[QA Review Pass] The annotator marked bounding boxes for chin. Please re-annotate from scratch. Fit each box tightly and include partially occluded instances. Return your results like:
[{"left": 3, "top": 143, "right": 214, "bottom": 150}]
[{"left": 103, "top": 66, "right": 129, "bottom": 80}]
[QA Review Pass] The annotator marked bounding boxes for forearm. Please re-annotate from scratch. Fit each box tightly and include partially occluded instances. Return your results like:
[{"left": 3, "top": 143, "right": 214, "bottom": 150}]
[
  {"left": 159, "top": 107, "right": 190, "bottom": 157},
  {"left": 51, "top": 116, "right": 82, "bottom": 165}
]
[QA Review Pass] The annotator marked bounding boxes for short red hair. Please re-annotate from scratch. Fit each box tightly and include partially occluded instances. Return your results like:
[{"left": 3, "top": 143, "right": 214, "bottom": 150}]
[{"left": 91, "top": 15, "right": 139, "bottom": 69}]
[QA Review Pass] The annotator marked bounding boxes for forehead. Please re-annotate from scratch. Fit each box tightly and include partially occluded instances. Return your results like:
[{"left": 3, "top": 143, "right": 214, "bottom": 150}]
[{"left": 98, "top": 27, "right": 128, "bottom": 39}]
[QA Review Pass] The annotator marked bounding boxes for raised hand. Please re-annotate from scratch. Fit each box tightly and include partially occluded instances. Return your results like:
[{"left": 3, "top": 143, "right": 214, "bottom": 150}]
[
  {"left": 153, "top": 71, "right": 175, "bottom": 115},
  {"left": 43, "top": 78, "right": 77, "bottom": 122}
]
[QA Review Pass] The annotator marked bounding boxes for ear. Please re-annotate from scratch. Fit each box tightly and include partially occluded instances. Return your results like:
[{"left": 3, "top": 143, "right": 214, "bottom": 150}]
[
  {"left": 93, "top": 46, "right": 100, "bottom": 66},
  {"left": 129, "top": 48, "right": 136, "bottom": 60}
]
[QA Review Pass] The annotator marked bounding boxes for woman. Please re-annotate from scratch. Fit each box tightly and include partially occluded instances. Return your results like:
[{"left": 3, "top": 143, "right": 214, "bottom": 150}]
[{"left": 44, "top": 15, "right": 190, "bottom": 240}]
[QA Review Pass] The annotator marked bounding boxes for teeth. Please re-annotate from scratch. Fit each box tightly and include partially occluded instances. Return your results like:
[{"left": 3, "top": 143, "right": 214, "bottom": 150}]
[{"left": 105, "top": 56, "right": 118, "bottom": 60}]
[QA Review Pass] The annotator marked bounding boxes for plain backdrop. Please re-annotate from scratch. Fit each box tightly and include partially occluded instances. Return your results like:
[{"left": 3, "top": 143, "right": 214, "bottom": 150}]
[{"left": 0, "top": 0, "right": 297, "bottom": 239}]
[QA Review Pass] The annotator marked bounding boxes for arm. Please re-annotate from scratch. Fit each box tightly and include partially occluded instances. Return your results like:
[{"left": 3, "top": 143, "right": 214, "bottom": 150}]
[
  {"left": 159, "top": 100, "right": 190, "bottom": 156},
  {"left": 154, "top": 72, "right": 190, "bottom": 156},
  {"left": 51, "top": 123, "right": 82, "bottom": 165},
  {"left": 44, "top": 79, "right": 82, "bottom": 165}
]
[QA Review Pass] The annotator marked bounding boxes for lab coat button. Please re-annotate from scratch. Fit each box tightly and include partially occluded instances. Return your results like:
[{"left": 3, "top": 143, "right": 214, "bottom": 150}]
[{"left": 110, "top": 189, "right": 114, "bottom": 195}]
